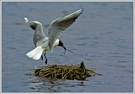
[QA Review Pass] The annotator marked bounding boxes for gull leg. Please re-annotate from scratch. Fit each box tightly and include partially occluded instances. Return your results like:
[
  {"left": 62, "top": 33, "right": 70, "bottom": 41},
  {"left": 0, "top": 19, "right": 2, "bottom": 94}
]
[
  {"left": 41, "top": 55, "right": 43, "bottom": 60},
  {"left": 44, "top": 53, "right": 48, "bottom": 64}
]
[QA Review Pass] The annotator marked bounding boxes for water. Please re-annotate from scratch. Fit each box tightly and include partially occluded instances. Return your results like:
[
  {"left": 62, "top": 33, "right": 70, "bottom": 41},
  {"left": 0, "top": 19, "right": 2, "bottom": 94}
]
[{"left": 2, "top": 2, "right": 133, "bottom": 92}]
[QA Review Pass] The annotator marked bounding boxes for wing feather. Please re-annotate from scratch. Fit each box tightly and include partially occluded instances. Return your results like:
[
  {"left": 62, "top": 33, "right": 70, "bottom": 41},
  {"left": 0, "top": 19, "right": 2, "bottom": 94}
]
[
  {"left": 48, "top": 8, "right": 83, "bottom": 49},
  {"left": 24, "top": 17, "right": 47, "bottom": 46}
]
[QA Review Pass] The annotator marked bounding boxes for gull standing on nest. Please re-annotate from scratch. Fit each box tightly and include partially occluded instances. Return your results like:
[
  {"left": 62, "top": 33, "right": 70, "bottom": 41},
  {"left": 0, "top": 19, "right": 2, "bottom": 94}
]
[{"left": 24, "top": 8, "right": 83, "bottom": 64}]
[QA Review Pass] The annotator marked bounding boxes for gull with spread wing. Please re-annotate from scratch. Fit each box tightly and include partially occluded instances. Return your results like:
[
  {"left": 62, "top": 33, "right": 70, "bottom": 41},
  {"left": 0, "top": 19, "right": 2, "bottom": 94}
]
[{"left": 24, "top": 8, "right": 83, "bottom": 64}]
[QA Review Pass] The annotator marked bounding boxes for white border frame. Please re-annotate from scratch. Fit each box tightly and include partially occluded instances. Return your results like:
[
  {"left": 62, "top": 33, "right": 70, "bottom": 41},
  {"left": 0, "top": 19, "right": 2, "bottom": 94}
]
[{"left": 1, "top": 0, "right": 134, "bottom": 94}]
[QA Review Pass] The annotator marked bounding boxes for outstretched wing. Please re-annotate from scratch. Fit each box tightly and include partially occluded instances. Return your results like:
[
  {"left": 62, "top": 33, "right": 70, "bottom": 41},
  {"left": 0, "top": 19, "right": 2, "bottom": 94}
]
[
  {"left": 24, "top": 17, "right": 47, "bottom": 46},
  {"left": 48, "top": 8, "right": 83, "bottom": 50}
]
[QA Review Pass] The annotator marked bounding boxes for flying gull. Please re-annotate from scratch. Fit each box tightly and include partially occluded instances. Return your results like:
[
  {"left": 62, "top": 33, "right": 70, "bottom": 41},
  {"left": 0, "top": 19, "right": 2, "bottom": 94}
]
[{"left": 24, "top": 8, "right": 83, "bottom": 64}]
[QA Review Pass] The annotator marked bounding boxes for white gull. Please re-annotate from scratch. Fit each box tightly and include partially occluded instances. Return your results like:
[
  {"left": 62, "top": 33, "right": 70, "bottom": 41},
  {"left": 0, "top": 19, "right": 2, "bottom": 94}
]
[{"left": 24, "top": 8, "right": 83, "bottom": 64}]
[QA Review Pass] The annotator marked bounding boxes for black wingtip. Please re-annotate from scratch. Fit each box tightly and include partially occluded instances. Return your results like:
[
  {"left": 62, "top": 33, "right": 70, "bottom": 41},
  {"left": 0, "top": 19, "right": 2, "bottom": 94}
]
[{"left": 29, "top": 23, "right": 37, "bottom": 30}]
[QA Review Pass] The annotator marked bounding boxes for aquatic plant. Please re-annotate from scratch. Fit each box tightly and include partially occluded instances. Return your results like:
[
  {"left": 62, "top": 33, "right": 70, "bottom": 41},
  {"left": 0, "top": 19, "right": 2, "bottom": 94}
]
[{"left": 34, "top": 61, "right": 102, "bottom": 80}]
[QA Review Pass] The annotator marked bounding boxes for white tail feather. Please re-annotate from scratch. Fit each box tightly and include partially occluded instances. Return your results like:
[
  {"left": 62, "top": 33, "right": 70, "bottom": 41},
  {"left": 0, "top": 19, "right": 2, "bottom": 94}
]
[{"left": 26, "top": 46, "right": 44, "bottom": 60}]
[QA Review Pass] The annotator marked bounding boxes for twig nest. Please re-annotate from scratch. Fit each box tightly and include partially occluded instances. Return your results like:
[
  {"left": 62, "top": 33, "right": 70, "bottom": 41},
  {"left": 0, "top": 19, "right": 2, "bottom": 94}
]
[{"left": 34, "top": 61, "right": 102, "bottom": 80}]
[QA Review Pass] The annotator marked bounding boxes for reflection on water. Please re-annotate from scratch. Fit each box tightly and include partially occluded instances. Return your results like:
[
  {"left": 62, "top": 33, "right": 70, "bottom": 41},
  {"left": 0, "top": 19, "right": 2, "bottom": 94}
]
[
  {"left": 27, "top": 78, "right": 85, "bottom": 92},
  {"left": 2, "top": 2, "right": 133, "bottom": 92}
]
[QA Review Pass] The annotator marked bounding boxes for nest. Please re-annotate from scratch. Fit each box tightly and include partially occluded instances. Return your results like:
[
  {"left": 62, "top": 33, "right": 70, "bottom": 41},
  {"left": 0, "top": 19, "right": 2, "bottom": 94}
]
[{"left": 34, "top": 61, "right": 101, "bottom": 80}]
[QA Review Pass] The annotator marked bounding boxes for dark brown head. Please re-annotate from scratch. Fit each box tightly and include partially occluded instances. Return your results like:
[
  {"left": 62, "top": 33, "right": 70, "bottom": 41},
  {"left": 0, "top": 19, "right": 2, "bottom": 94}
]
[
  {"left": 58, "top": 40, "right": 66, "bottom": 50},
  {"left": 58, "top": 40, "right": 74, "bottom": 54}
]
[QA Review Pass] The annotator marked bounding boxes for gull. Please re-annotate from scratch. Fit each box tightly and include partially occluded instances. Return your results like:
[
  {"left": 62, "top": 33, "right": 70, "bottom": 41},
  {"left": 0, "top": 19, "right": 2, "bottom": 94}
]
[{"left": 24, "top": 8, "right": 83, "bottom": 64}]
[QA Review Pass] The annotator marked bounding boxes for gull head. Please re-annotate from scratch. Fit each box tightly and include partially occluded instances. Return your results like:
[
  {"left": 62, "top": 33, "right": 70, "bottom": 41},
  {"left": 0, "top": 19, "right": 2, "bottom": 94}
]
[{"left": 58, "top": 40, "right": 74, "bottom": 55}]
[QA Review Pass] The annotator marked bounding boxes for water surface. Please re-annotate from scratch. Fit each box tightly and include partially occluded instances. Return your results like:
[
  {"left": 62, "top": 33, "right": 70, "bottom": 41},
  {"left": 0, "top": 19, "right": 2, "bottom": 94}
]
[{"left": 2, "top": 2, "right": 133, "bottom": 92}]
